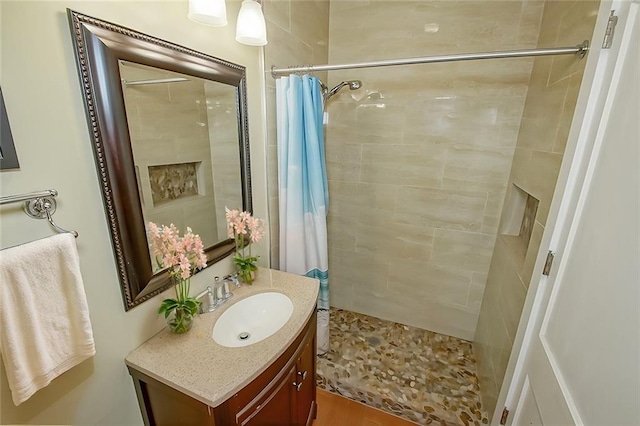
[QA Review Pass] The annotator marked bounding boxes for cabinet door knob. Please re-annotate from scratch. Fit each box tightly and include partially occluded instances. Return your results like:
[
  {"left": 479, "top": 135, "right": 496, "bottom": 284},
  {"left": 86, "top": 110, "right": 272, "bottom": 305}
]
[
  {"left": 298, "top": 371, "right": 307, "bottom": 381},
  {"left": 293, "top": 381, "right": 303, "bottom": 391}
]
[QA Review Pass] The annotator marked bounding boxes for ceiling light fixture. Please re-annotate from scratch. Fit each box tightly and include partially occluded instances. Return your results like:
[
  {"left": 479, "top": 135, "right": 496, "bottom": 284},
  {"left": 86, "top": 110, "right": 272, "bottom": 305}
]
[
  {"left": 188, "top": 0, "right": 228, "bottom": 27},
  {"left": 235, "top": 0, "right": 268, "bottom": 46}
]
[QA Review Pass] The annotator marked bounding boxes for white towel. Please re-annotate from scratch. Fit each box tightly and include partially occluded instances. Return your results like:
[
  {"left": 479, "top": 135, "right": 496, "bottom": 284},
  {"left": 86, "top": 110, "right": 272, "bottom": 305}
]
[{"left": 0, "top": 233, "right": 95, "bottom": 406}]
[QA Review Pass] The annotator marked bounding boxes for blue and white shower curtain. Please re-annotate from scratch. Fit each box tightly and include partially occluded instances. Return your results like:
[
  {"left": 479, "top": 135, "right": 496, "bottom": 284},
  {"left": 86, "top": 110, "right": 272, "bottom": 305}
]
[{"left": 276, "top": 75, "right": 330, "bottom": 354}]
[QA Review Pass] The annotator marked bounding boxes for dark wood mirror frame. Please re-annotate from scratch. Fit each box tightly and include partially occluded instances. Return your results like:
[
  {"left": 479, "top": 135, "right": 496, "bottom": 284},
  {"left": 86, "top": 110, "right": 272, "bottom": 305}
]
[{"left": 68, "top": 9, "right": 252, "bottom": 311}]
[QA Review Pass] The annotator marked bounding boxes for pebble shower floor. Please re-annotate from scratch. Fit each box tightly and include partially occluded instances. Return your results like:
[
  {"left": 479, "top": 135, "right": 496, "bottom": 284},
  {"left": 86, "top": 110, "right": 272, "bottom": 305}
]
[{"left": 316, "top": 308, "right": 489, "bottom": 425}]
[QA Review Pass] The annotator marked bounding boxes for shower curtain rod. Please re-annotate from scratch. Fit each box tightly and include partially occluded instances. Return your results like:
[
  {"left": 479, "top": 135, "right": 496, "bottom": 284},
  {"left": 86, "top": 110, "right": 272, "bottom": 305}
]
[{"left": 271, "top": 40, "right": 589, "bottom": 77}]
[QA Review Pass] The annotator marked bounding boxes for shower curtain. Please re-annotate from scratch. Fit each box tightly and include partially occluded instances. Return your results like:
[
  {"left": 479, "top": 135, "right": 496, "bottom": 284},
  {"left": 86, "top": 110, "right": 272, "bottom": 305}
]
[{"left": 276, "top": 75, "right": 330, "bottom": 354}]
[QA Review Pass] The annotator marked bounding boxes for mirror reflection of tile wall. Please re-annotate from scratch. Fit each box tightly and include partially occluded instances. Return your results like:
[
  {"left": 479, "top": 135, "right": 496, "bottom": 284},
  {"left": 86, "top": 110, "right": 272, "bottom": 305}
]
[
  {"left": 120, "top": 61, "right": 242, "bottom": 265},
  {"left": 205, "top": 83, "right": 243, "bottom": 239}
]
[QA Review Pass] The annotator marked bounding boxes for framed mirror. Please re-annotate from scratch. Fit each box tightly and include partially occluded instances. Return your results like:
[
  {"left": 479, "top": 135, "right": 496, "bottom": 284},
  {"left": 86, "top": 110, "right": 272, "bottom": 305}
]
[{"left": 68, "top": 10, "right": 252, "bottom": 311}]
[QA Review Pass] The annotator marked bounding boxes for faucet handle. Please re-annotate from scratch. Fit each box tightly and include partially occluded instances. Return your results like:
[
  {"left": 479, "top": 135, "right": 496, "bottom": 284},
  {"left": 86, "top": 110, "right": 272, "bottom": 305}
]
[
  {"left": 223, "top": 273, "right": 240, "bottom": 288},
  {"left": 221, "top": 275, "right": 234, "bottom": 300}
]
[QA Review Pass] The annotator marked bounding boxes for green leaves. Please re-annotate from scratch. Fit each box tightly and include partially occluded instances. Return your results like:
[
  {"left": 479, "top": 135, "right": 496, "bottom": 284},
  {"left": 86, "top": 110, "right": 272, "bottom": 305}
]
[
  {"left": 233, "top": 255, "right": 259, "bottom": 269},
  {"left": 158, "top": 298, "right": 179, "bottom": 318},
  {"left": 157, "top": 297, "right": 200, "bottom": 318},
  {"left": 234, "top": 254, "right": 259, "bottom": 284},
  {"left": 181, "top": 298, "right": 200, "bottom": 316}
]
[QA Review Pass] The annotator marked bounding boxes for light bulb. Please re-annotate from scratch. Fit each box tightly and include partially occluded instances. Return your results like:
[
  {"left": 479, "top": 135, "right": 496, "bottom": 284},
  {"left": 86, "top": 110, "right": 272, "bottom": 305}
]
[{"left": 235, "top": 0, "right": 268, "bottom": 46}]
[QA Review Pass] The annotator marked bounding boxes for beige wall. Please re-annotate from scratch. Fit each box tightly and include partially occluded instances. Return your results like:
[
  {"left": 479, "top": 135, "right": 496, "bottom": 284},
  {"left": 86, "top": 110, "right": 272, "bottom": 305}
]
[
  {"left": 263, "top": 0, "right": 330, "bottom": 269},
  {"left": 0, "top": 1, "right": 266, "bottom": 424},
  {"left": 325, "top": 0, "right": 543, "bottom": 340},
  {"left": 473, "top": 0, "right": 600, "bottom": 417}
]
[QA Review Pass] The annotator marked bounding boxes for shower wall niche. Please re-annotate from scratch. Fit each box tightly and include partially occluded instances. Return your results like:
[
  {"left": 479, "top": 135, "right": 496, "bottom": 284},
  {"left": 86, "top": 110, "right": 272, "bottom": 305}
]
[
  {"left": 148, "top": 162, "right": 201, "bottom": 205},
  {"left": 324, "top": 0, "right": 544, "bottom": 340}
]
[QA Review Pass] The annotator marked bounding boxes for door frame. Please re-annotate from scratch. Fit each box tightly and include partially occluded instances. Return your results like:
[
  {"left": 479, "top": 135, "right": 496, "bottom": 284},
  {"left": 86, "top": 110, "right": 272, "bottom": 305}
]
[{"left": 491, "top": 0, "right": 631, "bottom": 421}]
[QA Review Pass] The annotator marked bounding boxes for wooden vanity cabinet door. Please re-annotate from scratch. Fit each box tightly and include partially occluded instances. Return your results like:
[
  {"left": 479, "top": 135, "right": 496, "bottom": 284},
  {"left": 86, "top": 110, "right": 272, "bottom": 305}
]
[
  {"left": 295, "top": 332, "right": 317, "bottom": 426},
  {"left": 232, "top": 312, "right": 317, "bottom": 425},
  {"left": 240, "top": 364, "right": 297, "bottom": 425}
]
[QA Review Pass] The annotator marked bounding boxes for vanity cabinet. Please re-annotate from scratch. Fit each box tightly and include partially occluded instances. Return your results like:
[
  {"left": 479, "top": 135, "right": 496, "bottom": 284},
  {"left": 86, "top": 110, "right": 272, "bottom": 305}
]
[{"left": 128, "top": 311, "right": 317, "bottom": 426}]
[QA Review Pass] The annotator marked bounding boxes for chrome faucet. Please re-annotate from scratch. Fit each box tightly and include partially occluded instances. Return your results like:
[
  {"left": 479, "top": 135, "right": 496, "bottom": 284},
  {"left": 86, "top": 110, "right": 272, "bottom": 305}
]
[
  {"left": 196, "top": 275, "right": 239, "bottom": 314},
  {"left": 195, "top": 286, "right": 219, "bottom": 314}
]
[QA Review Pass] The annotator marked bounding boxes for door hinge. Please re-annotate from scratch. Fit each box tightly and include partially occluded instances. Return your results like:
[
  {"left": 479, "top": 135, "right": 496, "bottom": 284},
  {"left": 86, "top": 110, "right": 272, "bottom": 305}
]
[
  {"left": 543, "top": 251, "right": 555, "bottom": 276},
  {"left": 602, "top": 10, "right": 618, "bottom": 49},
  {"left": 500, "top": 407, "right": 509, "bottom": 425}
]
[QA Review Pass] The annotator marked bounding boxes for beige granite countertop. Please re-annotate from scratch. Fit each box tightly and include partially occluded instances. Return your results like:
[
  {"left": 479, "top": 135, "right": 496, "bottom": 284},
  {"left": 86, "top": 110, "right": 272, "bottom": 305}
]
[{"left": 125, "top": 268, "right": 319, "bottom": 408}]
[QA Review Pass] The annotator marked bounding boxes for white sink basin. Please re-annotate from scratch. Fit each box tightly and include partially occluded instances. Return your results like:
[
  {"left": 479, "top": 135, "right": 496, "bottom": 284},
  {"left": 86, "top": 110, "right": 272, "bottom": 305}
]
[{"left": 212, "top": 292, "right": 293, "bottom": 348}]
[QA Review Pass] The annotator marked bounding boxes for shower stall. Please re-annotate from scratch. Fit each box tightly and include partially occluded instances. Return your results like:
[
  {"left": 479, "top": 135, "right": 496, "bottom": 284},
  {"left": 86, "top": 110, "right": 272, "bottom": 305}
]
[{"left": 263, "top": 1, "right": 599, "bottom": 423}]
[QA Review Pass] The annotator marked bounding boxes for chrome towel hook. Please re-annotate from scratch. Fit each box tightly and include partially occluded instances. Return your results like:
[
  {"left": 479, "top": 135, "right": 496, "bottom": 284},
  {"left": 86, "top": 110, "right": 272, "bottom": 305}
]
[
  {"left": 0, "top": 189, "right": 78, "bottom": 238},
  {"left": 24, "top": 196, "right": 79, "bottom": 238}
]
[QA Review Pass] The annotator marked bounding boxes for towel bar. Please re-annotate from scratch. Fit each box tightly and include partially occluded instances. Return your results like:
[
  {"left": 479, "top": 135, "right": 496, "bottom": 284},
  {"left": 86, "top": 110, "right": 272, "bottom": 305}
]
[{"left": 0, "top": 189, "right": 78, "bottom": 237}]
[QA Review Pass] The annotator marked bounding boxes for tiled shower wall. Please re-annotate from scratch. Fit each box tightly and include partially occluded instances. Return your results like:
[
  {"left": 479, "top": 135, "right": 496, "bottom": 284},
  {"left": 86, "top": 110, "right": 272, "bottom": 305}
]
[
  {"left": 473, "top": 0, "right": 600, "bottom": 417},
  {"left": 263, "top": 0, "right": 330, "bottom": 269},
  {"left": 325, "top": 1, "right": 543, "bottom": 340}
]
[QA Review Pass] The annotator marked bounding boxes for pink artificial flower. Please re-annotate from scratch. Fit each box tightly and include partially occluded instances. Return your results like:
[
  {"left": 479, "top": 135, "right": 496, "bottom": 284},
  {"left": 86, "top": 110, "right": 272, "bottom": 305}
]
[
  {"left": 197, "top": 252, "right": 208, "bottom": 269},
  {"left": 179, "top": 256, "right": 191, "bottom": 279},
  {"left": 235, "top": 218, "right": 247, "bottom": 235},
  {"left": 250, "top": 228, "right": 263, "bottom": 243},
  {"left": 147, "top": 221, "right": 208, "bottom": 279},
  {"left": 246, "top": 216, "right": 264, "bottom": 243}
]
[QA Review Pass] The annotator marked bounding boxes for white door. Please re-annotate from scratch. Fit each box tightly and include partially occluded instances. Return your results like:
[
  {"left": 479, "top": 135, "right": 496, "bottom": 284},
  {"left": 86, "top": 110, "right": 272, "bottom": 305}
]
[{"left": 506, "top": 1, "right": 640, "bottom": 424}]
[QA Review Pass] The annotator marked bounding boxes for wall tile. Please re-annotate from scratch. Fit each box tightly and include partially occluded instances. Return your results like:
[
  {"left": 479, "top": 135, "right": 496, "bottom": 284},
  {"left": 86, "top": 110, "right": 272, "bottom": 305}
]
[
  {"left": 548, "top": 1, "right": 600, "bottom": 85},
  {"left": 264, "top": 0, "right": 290, "bottom": 32},
  {"left": 517, "top": 76, "right": 571, "bottom": 152},
  {"left": 388, "top": 258, "right": 473, "bottom": 307},
  {"left": 442, "top": 145, "right": 514, "bottom": 192},
  {"left": 498, "top": 266, "right": 527, "bottom": 342},
  {"left": 328, "top": 181, "right": 397, "bottom": 226},
  {"left": 518, "top": 1, "right": 545, "bottom": 45},
  {"left": 290, "top": 0, "right": 329, "bottom": 50},
  {"left": 468, "top": 273, "right": 489, "bottom": 309},
  {"left": 327, "top": 213, "right": 357, "bottom": 251},
  {"left": 396, "top": 186, "right": 487, "bottom": 232},
  {"left": 356, "top": 222, "right": 435, "bottom": 262},
  {"left": 553, "top": 73, "right": 583, "bottom": 153},
  {"left": 265, "top": 19, "right": 313, "bottom": 76},
  {"left": 325, "top": 142, "right": 362, "bottom": 183},
  {"left": 431, "top": 229, "right": 496, "bottom": 274},
  {"left": 352, "top": 290, "right": 480, "bottom": 341},
  {"left": 329, "top": 247, "right": 389, "bottom": 309},
  {"left": 361, "top": 144, "right": 446, "bottom": 187}
]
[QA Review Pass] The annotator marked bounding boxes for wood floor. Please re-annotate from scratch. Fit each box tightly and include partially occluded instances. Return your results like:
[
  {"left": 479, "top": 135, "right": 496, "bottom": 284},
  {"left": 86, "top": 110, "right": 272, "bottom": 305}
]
[{"left": 313, "top": 388, "right": 418, "bottom": 426}]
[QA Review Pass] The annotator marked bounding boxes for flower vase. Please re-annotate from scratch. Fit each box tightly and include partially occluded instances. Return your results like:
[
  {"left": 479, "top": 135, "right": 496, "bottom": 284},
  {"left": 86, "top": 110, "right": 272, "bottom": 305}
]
[
  {"left": 167, "top": 308, "right": 194, "bottom": 334},
  {"left": 237, "top": 267, "right": 257, "bottom": 285}
]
